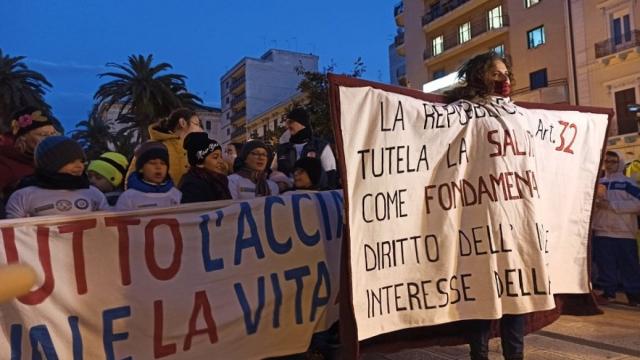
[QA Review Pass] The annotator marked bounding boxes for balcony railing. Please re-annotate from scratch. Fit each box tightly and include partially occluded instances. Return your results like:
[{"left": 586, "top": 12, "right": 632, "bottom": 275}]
[
  {"left": 423, "top": 14, "right": 509, "bottom": 60},
  {"left": 231, "top": 93, "right": 246, "bottom": 107},
  {"left": 422, "top": 0, "right": 471, "bottom": 26},
  {"left": 394, "top": 32, "right": 405, "bottom": 47},
  {"left": 394, "top": 2, "right": 404, "bottom": 17},
  {"left": 595, "top": 30, "right": 640, "bottom": 58},
  {"left": 231, "top": 125, "right": 246, "bottom": 139},
  {"left": 230, "top": 108, "right": 246, "bottom": 123},
  {"left": 229, "top": 76, "right": 246, "bottom": 92}
]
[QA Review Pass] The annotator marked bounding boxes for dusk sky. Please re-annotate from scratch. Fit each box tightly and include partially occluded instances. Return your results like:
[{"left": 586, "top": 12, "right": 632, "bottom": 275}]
[{"left": 1, "top": 1, "right": 398, "bottom": 131}]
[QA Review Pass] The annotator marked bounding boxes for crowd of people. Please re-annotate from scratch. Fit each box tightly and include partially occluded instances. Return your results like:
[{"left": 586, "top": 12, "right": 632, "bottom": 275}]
[
  {"left": 2, "top": 50, "right": 639, "bottom": 360},
  {"left": 0, "top": 106, "right": 339, "bottom": 220}
]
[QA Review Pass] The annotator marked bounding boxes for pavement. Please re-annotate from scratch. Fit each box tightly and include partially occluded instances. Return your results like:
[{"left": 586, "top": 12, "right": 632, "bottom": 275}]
[{"left": 361, "top": 294, "right": 640, "bottom": 360}]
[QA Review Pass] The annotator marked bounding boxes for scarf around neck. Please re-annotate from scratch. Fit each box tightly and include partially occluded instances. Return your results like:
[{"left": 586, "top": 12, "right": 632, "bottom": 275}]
[
  {"left": 127, "top": 172, "right": 174, "bottom": 193},
  {"left": 236, "top": 167, "right": 271, "bottom": 197}
]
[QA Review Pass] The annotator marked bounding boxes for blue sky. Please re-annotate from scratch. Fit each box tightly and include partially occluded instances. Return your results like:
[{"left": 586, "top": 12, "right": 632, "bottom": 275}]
[{"left": 1, "top": 0, "right": 398, "bottom": 131}]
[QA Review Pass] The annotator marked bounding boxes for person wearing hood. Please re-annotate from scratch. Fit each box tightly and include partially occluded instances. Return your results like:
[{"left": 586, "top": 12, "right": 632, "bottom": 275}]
[
  {"left": 0, "top": 107, "right": 58, "bottom": 217},
  {"left": 227, "top": 140, "right": 279, "bottom": 200},
  {"left": 274, "top": 107, "right": 339, "bottom": 189},
  {"left": 179, "top": 132, "right": 232, "bottom": 203},
  {"left": 592, "top": 150, "right": 640, "bottom": 307},
  {"left": 5, "top": 136, "right": 108, "bottom": 218},
  {"left": 125, "top": 108, "right": 203, "bottom": 187},
  {"left": 115, "top": 141, "right": 181, "bottom": 211}
]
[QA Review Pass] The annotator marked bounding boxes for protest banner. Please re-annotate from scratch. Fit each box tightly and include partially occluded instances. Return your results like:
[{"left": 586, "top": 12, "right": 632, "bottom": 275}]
[
  {"left": 328, "top": 75, "right": 610, "bottom": 356},
  {"left": 0, "top": 191, "right": 343, "bottom": 359}
]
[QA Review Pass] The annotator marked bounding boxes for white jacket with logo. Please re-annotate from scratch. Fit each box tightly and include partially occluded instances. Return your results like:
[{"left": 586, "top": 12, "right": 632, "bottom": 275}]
[
  {"left": 6, "top": 186, "right": 108, "bottom": 218},
  {"left": 592, "top": 154, "right": 640, "bottom": 239},
  {"left": 227, "top": 174, "right": 279, "bottom": 200}
]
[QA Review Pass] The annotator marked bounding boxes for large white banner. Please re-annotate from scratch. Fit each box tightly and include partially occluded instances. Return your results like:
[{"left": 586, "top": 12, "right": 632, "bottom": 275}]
[
  {"left": 0, "top": 191, "right": 343, "bottom": 359},
  {"left": 338, "top": 86, "right": 608, "bottom": 340}
]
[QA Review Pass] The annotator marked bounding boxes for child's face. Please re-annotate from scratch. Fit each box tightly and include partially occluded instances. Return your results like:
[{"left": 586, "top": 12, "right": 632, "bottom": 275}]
[
  {"left": 141, "top": 159, "right": 168, "bottom": 184},
  {"left": 58, "top": 159, "right": 85, "bottom": 176},
  {"left": 293, "top": 168, "right": 313, "bottom": 189},
  {"left": 88, "top": 170, "right": 114, "bottom": 192},
  {"left": 203, "top": 149, "right": 226, "bottom": 175}
]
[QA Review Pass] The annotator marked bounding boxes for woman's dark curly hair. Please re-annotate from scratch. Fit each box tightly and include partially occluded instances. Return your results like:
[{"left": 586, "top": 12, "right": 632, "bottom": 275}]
[{"left": 444, "top": 51, "right": 514, "bottom": 103}]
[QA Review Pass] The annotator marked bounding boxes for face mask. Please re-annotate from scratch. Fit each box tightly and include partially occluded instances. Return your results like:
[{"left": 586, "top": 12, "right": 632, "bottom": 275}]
[{"left": 494, "top": 80, "right": 511, "bottom": 97}]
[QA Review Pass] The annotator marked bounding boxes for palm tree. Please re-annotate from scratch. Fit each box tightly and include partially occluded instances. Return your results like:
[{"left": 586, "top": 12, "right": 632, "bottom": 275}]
[
  {"left": 93, "top": 54, "right": 202, "bottom": 141},
  {"left": 70, "top": 115, "right": 114, "bottom": 160},
  {"left": 0, "top": 49, "right": 53, "bottom": 132},
  {"left": 111, "top": 129, "right": 138, "bottom": 160}
]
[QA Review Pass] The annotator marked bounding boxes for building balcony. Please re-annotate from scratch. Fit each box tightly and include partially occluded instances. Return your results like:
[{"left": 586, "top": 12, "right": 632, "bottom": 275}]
[
  {"left": 423, "top": 14, "right": 509, "bottom": 65},
  {"left": 511, "top": 79, "right": 569, "bottom": 104},
  {"left": 230, "top": 108, "right": 246, "bottom": 126},
  {"left": 230, "top": 76, "right": 246, "bottom": 94},
  {"left": 231, "top": 125, "right": 246, "bottom": 139},
  {"left": 422, "top": 0, "right": 473, "bottom": 27},
  {"left": 394, "top": 2, "right": 404, "bottom": 27},
  {"left": 231, "top": 93, "right": 246, "bottom": 108},
  {"left": 395, "top": 32, "right": 406, "bottom": 56},
  {"left": 595, "top": 29, "right": 640, "bottom": 64}
]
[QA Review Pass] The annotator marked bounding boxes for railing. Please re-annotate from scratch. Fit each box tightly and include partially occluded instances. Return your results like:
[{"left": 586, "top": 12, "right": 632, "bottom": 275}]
[
  {"left": 595, "top": 29, "right": 640, "bottom": 58},
  {"left": 422, "top": 0, "right": 471, "bottom": 26},
  {"left": 394, "top": 32, "right": 405, "bottom": 47},
  {"left": 231, "top": 93, "right": 246, "bottom": 107},
  {"left": 230, "top": 108, "right": 246, "bottom": 123},
  {"left": 229, "top": 76, "right": 246, "bottom": 92},
  {"left": 394, "top": 2, "right": 404, "bottom": 17},
  {"left": 423, "top": 14, "right": 509, "bottom": 60},
  {"left": 231, "top": 126, "right": 246, "bottom": 139}
]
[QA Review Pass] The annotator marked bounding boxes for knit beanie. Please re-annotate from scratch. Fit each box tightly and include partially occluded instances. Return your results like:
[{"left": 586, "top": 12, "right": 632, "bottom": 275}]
[
  {"left": 183, "top": 132, "right": 222, "bottom": 166},
  {"left": 135, "top": 141, "right": 169, "bottom": 171},
  {"left": 10, "top": 107, "right": 55, "bottom": 138},
  {"left": 286, "top": 107, "right": 310, "bottom": 128},
  {"left": 294, "top": 157, "right": 323, "bottom": 187},
  {"left": 35, "top": 136, "right": 85, "bottom": 173},
  {"left": 87, "top": 152, "right": 129, "bottom": 187},
  {"left": 238, "top": 140, "right": 270, "bottom": 163}
]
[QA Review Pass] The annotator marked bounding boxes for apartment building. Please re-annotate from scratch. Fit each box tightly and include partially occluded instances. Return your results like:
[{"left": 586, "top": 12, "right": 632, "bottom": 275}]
[
  {"left": 394, "top": 0, "right": 572, "bottom": 97},
  {"left": 220, "top": 49, "right": 318, "bottom": 145}
]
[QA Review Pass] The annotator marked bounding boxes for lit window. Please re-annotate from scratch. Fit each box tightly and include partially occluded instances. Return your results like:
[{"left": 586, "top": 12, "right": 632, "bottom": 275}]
[
  {"left": 488, "top": 6, "right": 503, "bottom": 30},
  {"left": 432, "top": 35, "right": 444, "bottom": 56},
  {"left": 529, "top": 68, "right": 548, "bottom": 90},
  {"left": 459, "top": 22, "right": 471, "bottom": 44},
  {"left": 492, "top": 44, "right": 505, "bottom": 56},
  {"left": 525, "top": 0, "right": 540, "bottom": 8},
  {"left": 527, "top": 26, "right": 545, "bottom": 48}
]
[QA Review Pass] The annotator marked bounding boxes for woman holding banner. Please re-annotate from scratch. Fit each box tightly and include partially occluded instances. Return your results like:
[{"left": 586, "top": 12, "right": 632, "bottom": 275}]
[{"left": 445, "top": 51, "right": 524, "bottom": 360}]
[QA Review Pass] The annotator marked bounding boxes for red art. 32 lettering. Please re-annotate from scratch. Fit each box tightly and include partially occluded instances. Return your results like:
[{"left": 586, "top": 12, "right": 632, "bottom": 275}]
[{"left": 555, "top": 120, "right": 577, "bottom": 154}]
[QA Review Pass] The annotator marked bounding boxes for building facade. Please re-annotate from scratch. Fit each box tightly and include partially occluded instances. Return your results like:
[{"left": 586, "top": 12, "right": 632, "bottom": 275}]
[
  {"left": 392, "top": 0, "right": 640, "bottom": 136},
  {"left": 219, "top": 49, "right": 319, "bottom": 145}
]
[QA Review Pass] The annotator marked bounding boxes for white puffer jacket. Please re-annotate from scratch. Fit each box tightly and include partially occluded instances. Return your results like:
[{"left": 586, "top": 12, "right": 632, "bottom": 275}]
[{"left": 592, "top": 151, "right": 640, "bottom": 239}]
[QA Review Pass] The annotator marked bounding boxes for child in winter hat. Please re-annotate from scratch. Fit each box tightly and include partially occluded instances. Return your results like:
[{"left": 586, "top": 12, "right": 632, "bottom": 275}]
[
  {"left": 87, "top": 152, "right": 129, "bottom": 206},
  {"left": 115, "top": 141, "right": 181, "bottom": 211},
  {"left": 5, "top": 136, "right": 108, "bottom": 218},
  {"left": 293, "top": 156, "right": 327, "bottom": 190},
  {"left": 179, "top": 132, "right": 231, "bottom": 203}
]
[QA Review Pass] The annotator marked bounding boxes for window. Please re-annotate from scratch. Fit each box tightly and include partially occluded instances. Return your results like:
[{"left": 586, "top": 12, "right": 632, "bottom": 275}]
[
  {"left": 459, "top": 22, "right": 471, "bottom": 44},
  {"left": 527, "top": 26, "right": 545, "bottom": 48},
  {"left": 433, "top": 70, "right": 447, "bottom": 80},
  {"left": 226, "top": 81, "right": 229, "bottom": 89},
  {"left": 615, "top": 88, "right": 638, "bottom": 134},
  {"left": 492, "top": 44, "right": 505, "bottom": 56},
  {"left": 227, "top": 128, "right": 230, "bottom": 135},
  {"left": 263, "top": 125, "right": 268, "bottom": 136},
  {"left": 525, "top": 0, "right": 540, "bottom": 8},
  {"left": 432, "top": 35, "right": 444, "bottom": 56},
  {"left": 488, "top": 6, "right": 503, "bottom": 30},
  {"left": 206, "top": 121, "right": 211, "bottom": 130},
  {"left": 612, "top": 14, "right": 632, "bottom": 45},
  {"left": 529, "top": 68, "right": 548, "bottom": 90},
  {"left": 226, "top": 96, "right": 230, "bottom": 104},
  {"left": 273, "top": 119, "right": 277, "bottom": 130}
]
